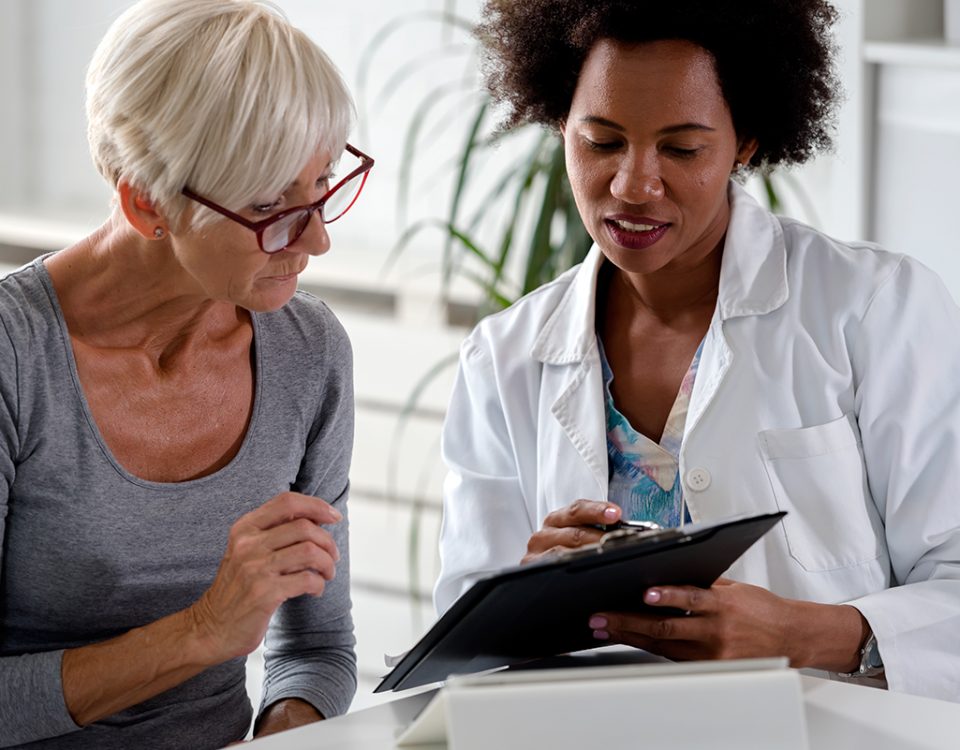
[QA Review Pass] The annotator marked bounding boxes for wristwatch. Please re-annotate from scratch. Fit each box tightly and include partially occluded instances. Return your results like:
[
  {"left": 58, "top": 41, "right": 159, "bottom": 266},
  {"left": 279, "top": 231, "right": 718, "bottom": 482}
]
[{"left": 847, "top": 631, "right": 884, "bottom": 678}]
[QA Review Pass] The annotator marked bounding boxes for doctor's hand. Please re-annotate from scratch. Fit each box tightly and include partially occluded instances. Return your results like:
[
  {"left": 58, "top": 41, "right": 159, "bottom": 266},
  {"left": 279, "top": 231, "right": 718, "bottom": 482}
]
[
  {"left": 521, "top": 500, "right": 622, "bottom": 564},
  {"left": 589, "top": 578, "right": 869, "bottom": 672}
]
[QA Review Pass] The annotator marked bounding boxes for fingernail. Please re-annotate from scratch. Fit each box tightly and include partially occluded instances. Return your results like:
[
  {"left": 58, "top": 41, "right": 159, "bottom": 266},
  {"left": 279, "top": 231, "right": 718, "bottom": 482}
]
[
  {"left": 603, "top": 506, "right": 619, "bottom": 521},
  {"left": 593, "top": 630, "right": 610, "bottom": 641},
  {"left": 645, "top": 589, "right": 661, "bottom": 604},
  {"left": 329, "top": 508, "right": 343, "bottom": 522},
  {"left": 588, "top": 615, "right": 607, "bottom": 629}
]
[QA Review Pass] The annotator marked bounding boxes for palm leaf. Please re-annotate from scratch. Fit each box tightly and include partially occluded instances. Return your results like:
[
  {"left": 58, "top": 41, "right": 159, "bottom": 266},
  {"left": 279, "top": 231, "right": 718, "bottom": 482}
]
[
  {"left": 441, "top": 101, "right": 489, "bottom": 292},
  {"left": 395, "top": 81, "right": 476, "bottom": 229}
]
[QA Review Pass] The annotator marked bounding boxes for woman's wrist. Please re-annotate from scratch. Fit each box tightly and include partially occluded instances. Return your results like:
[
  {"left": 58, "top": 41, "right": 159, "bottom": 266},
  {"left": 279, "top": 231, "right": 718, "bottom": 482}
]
[
  {"left": 176, "top": 603, "right": 235, "bottom": 668},
  {"left": 180, "top": 596, "right": 236, "bottom": 666},
  {"left": 62, "top": 607, "right": 224, "bottom": 726},
  {"left": 787, "top": 601, "right": 869, "bottom": 672}
]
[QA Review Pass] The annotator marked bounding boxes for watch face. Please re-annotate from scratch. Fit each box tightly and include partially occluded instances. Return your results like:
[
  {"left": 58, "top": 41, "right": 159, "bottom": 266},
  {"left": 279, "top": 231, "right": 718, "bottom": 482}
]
[{"left": 865, "top": 638, "right": 884, "bottom": 670}]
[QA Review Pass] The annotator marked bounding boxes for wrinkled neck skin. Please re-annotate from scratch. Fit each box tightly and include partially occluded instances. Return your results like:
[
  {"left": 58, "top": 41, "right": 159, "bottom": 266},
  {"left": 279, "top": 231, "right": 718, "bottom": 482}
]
[{"left": 44, "top": 210, "right": 247, "bottom": 366}]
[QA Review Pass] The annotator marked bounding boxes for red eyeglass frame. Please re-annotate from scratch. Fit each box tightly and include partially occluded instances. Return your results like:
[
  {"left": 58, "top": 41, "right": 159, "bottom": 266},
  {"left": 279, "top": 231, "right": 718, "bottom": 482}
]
[{"left": 180, "top": 143, "right": 374, "bottom": 254}]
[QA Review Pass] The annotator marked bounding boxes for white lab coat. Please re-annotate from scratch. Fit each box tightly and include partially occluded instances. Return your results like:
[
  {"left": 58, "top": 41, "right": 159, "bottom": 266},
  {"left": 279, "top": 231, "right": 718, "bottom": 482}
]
[{"left": 435, "top": 183, "right": 960, "bottom": 701}]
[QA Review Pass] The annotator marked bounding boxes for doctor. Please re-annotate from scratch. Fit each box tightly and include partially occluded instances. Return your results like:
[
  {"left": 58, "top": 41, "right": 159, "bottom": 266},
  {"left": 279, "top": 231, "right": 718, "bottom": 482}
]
[{"left": 435, "top": 0, "right": 960, "bottom": 701}]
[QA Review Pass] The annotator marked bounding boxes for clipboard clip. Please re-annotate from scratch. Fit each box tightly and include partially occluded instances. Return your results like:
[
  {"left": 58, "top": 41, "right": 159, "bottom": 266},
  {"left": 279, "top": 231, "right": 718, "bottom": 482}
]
[
  {"left": 598, "top": 525, "right": 685, "bottom": 551},
  {"left": 551, "top": 523, "right": 685, "bottom": 562}
]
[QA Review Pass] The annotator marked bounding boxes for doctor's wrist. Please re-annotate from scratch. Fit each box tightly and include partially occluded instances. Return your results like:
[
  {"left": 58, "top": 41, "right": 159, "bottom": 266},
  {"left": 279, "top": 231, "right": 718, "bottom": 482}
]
[{"left": 788, "top": 602, "right": 869, "bottom": 673}]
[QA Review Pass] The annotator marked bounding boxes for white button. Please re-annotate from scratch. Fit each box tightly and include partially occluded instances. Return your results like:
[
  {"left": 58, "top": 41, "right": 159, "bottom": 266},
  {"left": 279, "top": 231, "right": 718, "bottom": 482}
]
[{"left": 686, "top": 468, "right": 712, "bottom": 492}]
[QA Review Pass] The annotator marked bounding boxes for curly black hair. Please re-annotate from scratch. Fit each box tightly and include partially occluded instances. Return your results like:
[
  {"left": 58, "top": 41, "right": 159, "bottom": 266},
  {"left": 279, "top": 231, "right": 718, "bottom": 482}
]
[{"left": 477, "top": 0, "right": 840, "bottom": 168}]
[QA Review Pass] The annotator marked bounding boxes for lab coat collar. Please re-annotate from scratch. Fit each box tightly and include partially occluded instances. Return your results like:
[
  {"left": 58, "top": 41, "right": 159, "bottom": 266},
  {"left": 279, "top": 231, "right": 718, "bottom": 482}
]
[
  {"left": 531, "top": 182, "right": 788, "bottom": 365},
  {"left": 716, "top": 181, "right": 789, "bottom": 321}
]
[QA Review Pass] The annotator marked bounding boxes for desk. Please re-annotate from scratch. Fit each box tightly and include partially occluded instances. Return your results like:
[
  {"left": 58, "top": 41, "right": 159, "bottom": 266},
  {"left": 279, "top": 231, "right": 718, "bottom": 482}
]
[{"left": 245, "top": 675, "right": 960, "bottom": 749}]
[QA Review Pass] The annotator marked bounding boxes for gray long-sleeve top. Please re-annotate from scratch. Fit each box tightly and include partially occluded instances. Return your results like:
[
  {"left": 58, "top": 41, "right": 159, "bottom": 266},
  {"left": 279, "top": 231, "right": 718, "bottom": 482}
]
[{"left": 0, "top": 259, "right": 357, "bottom": 748}]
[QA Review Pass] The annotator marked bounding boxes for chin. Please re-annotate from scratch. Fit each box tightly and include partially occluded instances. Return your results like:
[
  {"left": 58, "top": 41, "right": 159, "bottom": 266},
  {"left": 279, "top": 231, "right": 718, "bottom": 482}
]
[
  {"left": 238, "top": 290, "right": 297, "bottom": 313},
  {"left": 598, "top": 244, "right": 675, "bottom": 276},
  {"left": 242, "top": 278, "right": 300, "bottom": 312}
]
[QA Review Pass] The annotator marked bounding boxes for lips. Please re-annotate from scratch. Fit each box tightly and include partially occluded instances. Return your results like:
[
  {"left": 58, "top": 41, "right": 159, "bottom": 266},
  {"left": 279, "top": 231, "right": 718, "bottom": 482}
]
[
  {"left": 265, "top": 264, "right": 306, "bottom": 281},
  {"left": 604, "top": 215, "right": 671, "bottom": 251}
]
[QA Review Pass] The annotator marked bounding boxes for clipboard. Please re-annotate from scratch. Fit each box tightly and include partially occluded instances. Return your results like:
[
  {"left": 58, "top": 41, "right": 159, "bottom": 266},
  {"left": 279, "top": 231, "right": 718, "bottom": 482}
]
[{"left": 375, "top": 511, "right": 785, "bottom": 693}]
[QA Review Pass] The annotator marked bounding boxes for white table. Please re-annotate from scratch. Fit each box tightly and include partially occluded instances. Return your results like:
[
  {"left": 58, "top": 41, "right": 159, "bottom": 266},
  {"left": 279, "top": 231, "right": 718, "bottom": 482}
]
[{"left": 245, "top": 674, "right": 960, "bottom": 749}]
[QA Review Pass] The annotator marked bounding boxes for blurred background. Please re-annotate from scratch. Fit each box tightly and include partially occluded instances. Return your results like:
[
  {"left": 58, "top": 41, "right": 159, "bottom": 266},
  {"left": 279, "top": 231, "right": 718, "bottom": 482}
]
[{"left": 1, "top": 0, "right": 958, "bottom": 713}]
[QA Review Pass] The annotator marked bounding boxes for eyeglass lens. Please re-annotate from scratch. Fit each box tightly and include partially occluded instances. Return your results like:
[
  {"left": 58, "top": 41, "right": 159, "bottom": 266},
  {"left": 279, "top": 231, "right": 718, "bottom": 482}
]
[
  {"left": 322, "top": 170, "right": 366, "bottom": 223},
  {"left": 260, "top": 169, "right": 367, "bottom": 253},
  {"left": 262, "top": 211, "right": 312, "bottom": 253}
]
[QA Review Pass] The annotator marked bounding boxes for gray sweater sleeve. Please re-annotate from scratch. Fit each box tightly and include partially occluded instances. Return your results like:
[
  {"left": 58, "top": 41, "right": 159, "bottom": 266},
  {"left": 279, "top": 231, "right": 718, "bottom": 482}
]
[
  {"left": 0, "top": 653, "right": 80, "bottom": 747},
  {"left": 0, "top": 314, "right": 82, "bottom": 746},
  {"left": 257, "top": 301, "right": 357, "bottom": 721}
]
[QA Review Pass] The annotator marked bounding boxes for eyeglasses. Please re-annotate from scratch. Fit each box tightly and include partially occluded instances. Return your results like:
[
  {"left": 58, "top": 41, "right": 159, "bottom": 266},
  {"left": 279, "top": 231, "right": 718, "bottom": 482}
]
[{"left": 181, "top": 143, "right": 374, "bottom": 254}]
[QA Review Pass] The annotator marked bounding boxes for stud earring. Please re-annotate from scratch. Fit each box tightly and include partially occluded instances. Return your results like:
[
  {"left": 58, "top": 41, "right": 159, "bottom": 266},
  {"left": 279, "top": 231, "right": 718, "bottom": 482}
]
[{"left": 153, "top": 227, "right": 165, "bottom": 239}]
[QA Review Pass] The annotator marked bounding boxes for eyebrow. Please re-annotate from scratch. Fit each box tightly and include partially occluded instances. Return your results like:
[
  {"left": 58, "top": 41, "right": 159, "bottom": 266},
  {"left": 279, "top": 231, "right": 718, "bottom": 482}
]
[{"left": 579, "top": 116, "right": 716, "bottom": 135}]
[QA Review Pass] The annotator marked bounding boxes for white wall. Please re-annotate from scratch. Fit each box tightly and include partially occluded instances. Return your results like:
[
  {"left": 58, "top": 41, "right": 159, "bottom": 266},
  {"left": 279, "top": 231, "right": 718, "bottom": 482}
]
[{"left": 873, "top": 63, "right": 960, "bottom": 288}]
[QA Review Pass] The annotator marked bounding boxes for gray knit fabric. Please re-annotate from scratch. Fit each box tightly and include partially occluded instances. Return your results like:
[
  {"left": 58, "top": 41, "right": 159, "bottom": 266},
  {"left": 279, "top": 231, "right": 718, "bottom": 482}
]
[{"left": 0, "top": 258, "right": 356, "bottom": 748}]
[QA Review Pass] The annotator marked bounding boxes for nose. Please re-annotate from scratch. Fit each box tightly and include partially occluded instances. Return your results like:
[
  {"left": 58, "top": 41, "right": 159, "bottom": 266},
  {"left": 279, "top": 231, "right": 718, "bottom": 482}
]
[
  {"left": 610, "top": 151, "right": 665, "bottom": 204},
  {"left": 290, "top": 209, "right": 331, "bottom": 256}
]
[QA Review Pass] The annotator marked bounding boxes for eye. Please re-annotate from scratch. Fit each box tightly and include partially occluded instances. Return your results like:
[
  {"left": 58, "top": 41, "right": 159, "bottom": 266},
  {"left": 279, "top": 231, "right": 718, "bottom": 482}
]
[
  {"left": 317, "top": 174, "right": 333, "bottom": 192},
  {"left": 581, "top": 136, "right": 622, "bottom": 152},
  {"left": 665, "top": 146, "right": 702, "bottom": 158},
  {"left": 252, "top": 198, "right": 283, "bottom": 214}
]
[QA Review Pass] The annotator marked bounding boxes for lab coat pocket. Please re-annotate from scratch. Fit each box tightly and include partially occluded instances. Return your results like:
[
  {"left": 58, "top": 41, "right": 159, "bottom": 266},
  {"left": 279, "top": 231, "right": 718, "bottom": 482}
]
[{"left": 758, "top": 413, "right": 883, "bottom": 572}]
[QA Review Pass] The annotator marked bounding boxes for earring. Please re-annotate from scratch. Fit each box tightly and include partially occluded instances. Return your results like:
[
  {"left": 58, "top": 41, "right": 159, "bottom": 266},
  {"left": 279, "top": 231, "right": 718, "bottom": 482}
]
[{"left": 153, "top": 227, "right": 165, "bottom": 239}]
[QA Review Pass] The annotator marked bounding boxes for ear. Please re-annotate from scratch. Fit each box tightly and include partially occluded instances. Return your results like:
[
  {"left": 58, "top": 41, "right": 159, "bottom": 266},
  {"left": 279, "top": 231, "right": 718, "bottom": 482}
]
[
  {"left": 558, "top": 118, "right": 567, "bottom": 142},
  {"left": 117, "top": 181, "right": 169, "bottom": 240},
  {"left": 734, "top": 137, "right": 759, "bottom": 169}
]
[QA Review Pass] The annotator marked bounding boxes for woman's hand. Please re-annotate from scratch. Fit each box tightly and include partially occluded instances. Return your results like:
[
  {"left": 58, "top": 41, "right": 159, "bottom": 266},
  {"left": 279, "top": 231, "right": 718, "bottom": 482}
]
[
  {"left": 522, "top": 499, "right": 622, "bottom": 564},
  {"left": 189, "top": 491, "right": 342, "bottom": 663},
  {"left": 588, "top": 578, "right": 869, "bottom": 671},
  {"left": 61, "top": 492, "right": 342, "bottom": 728}
]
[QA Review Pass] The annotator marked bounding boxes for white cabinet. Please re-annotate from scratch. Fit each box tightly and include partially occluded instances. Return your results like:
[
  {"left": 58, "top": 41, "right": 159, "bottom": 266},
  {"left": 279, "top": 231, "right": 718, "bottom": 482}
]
[{"left": 833, "top": 0, "right": 960, "bottom": 300}]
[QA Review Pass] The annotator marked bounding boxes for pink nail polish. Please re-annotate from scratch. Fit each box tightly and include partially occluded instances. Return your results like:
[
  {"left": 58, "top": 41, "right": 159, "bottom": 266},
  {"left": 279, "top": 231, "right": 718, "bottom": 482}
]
[
  {"left": 593, "top": 630, "right": 610, "bottom": 641},
  {"left": 645, "top": 589, "right": 661, "bottom": 604},
  {"left": 603, "top": 507, "right": 619, "bottom": 521},
  {"left": 588, "top": 615, "right": 607, "bottom": 629}
]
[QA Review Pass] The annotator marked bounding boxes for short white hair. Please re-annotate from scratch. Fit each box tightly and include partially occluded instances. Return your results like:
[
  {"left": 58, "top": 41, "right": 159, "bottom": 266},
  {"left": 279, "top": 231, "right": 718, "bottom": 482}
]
[{"left": 86, "top": 0, "right": 354, "bottom": 230}]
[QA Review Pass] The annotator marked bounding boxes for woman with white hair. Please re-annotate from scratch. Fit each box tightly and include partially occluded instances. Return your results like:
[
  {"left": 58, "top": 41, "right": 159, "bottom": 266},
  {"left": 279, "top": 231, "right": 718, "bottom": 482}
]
[{"left": 0, "top": 1, "right": 373, "bottom": 747}]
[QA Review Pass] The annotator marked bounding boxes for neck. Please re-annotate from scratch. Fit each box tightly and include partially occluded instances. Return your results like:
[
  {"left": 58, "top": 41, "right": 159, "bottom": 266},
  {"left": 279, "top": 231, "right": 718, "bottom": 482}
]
[
  {"left": 611, "top": 237, "right": 723, "bottom": 323},
  {"left": 45, "top": 213, "right": 246, "bottom": 364}
]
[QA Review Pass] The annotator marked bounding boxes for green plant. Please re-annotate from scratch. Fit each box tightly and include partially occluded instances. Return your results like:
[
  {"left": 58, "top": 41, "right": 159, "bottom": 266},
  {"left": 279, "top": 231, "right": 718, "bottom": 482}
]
[
  {"left": 387, "top": 98, "right": 595, "bottom": 320},
  {"left": 360, "top": 7, "right": 593, "bottom": 321}
]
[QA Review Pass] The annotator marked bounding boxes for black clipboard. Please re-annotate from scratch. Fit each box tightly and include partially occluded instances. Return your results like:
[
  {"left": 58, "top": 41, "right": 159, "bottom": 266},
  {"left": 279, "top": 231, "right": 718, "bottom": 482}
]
[{"left": 375, "top": 511, "right": 785, "bottom": 692}]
